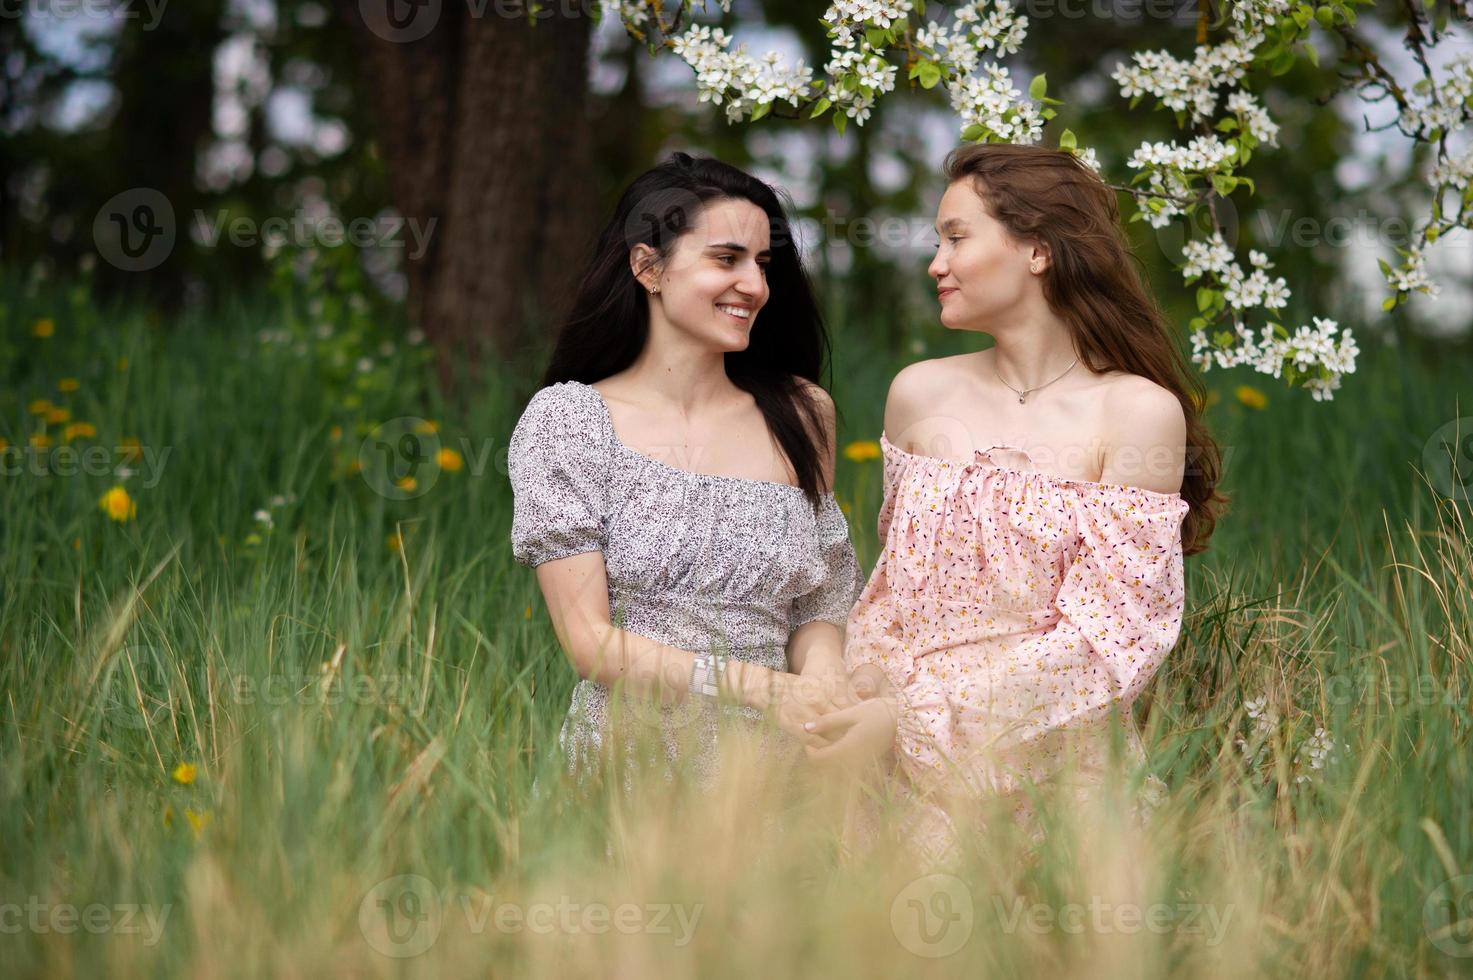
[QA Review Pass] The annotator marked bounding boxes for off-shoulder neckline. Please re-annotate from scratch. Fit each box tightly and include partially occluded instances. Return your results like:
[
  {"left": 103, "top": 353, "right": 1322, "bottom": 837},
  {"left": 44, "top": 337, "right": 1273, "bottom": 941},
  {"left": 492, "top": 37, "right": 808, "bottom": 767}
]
[
  {"left": 879, "top": 432, "right": 1187, "bottom": 501},
  {"left": 554, "top": 381, "right": 831, "bottom": 496}
]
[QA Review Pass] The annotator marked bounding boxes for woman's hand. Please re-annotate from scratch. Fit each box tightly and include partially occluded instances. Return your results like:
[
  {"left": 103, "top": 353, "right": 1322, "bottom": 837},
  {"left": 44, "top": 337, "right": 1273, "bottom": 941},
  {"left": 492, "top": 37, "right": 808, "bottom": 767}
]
[
  {"left": 802, "top": 696, "right": 900, "bottom": 774},
  {"left": 770, "top": 670, "right": 858, "bottom": 748}
]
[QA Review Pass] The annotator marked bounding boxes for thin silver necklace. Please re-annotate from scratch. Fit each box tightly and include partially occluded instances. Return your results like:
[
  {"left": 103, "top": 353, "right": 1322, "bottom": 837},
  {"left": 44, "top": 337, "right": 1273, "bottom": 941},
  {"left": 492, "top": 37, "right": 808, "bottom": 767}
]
[{"left": 995, "top": 356, "right": 1079, "bottom": 404}]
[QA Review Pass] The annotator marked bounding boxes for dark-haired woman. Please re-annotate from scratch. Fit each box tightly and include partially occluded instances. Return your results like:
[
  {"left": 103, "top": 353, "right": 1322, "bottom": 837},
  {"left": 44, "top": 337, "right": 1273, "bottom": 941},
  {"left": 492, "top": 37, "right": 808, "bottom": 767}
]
[
  {"left": 804, "top": 143, "right": 1228, "bottom": 863},
  {"left": 509, "top": 153, "right": 863, "bottom": 790}
]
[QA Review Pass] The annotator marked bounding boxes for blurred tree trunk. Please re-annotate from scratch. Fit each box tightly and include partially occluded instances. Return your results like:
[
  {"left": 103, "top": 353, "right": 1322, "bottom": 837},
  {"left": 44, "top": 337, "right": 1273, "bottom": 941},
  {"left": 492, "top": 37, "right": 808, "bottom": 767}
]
[
  {"left": 336, "top": 0, "right": 596, "bottom": 391},
  {"left": 96, "top": 0, "right": 222, "bottom": 309}
]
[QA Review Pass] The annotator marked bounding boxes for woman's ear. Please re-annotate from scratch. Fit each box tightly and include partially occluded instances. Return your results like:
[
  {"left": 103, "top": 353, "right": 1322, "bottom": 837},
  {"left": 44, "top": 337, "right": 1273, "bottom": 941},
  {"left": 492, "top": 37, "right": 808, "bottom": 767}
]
[
  {"left": 1028, "top": 241, "right": 1051, "bottom": 275},
  {"left": 629, "top": 244, "right": 662, "bottom": 293}
]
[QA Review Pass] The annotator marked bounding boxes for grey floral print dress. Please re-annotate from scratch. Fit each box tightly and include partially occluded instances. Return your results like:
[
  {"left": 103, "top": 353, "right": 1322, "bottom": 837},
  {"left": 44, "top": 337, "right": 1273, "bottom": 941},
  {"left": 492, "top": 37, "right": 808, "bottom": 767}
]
[{"left": 509, "top": 381, "right": 863, "bottom": 789}]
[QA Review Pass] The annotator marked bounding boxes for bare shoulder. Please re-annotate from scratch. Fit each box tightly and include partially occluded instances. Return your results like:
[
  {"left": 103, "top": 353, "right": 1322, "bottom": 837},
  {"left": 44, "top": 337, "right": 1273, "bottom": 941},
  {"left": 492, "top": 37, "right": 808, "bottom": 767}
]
[
  {"left": 885, "top": 355, "right": 971, "bottom": 435},
  {"left": 792, "top": 377, "right": 835, "bottom": 416},
  {"left": 1100, "top": 373, "right": 1186, "bottom": 492},
  {"left": 1103, "top": 374, "right": 1184, "bottom": 429}
]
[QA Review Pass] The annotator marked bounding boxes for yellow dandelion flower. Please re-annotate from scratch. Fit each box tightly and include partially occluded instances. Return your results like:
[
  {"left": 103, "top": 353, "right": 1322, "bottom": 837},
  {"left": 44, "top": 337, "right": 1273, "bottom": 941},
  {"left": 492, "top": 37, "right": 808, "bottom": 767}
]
[
  {"left": 171, "top": 761, "right": 198, "bottom": 785},
  {"left": 63, "top": 421, "right": 97, "bottom": 442},
  {"left": 28, "top": 399, "right": 52, "bottom": 415},
  {"left": 31, "top": 318, "right": 54, "bottom": 338},
  {"left": 329, "top": 425, "right": 342, "bottom": 442},
  {"left": 29, "top": 433, "right": 52, "bottom": 450},
  {"left": 386, "top": 532, "right": 402, "bottom": 553},
  {"left": 843, "top": 440, "right": 882, "bottom": 463},
  {"left": 73, "top": 537, "right": 81, "bottom": 550},
  {"left": 99, "top": 485, "right": 137, "bottom": 522},
  {"left": 415, "top": 420, "right": 439, "bottom": 434},
  {"left": 1234, "top": 385, "right": 1268, "bottom": 410},
  {"left": 58, "top": 377, "right": 81, "bottom": 393},
  {"left": 45, "top": 406, "right": 71, "bottom": 424},
  {"left": 117, "top": 356, "right": 130, "bottom": 372},
  {"left": 436, "top": 447, "right": 464, "bottom": 472},
  {"left": 1205, "top": 390, "right": 1221, "bottom": 408},
  {"left": 184, "top": 808, "right": 212, "bottom": 839},
  {"left": 394, "top": 475, "right": 417, "bottom": 492},
  {"left": 162, "top": 804, "right": 175, "bottom": 830},
  {"left": 347, "top": 458, "right": 362, "bottom": 475},
  {"left": 119, "top": 437, "right": 143, "bottom": 462},
  {"left": 0, "top": 438, "right": 8, "bottom": 451},
  {"left": 839, "top": 500, "right": 852, "bottom": 515},
  {"left": 523, "top": 606, "right": 532, "bottom": 620}
]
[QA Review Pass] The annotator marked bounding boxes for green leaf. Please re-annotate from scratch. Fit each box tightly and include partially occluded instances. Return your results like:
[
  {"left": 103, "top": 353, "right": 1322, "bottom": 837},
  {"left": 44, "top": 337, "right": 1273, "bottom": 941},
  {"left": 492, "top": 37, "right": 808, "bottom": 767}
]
[
  {"left": 1059, "top": 128, "right": 1077, "bottom": 150},
  {"left": 1270, "top": 47, "right": 1296, "bottom": 75},
  {"left": 865, "top": 27, "right": 887, "bottom": 48},
  {"left": 961, "top": 123, "right": 987, "bottom": 142},
  {"left": 1302, "top": 39, "right": 1319, "bottom": 67},
  {"left": 1211, "top": 174, "right": 1238, "bottom": 196},
  {"left": 1216, "top": 117, "right": 1239, "bottom": 132},
  {"left": 918, "top": 60, "right": 942, "bottom": 89},
  {"left": 834, "top": 113, "right": 848, "bottom": 136},
  {"left": 1292, "top": 3, "right": 1311, "bottom": 27},
  {"left": 750, "top": 102, "right": 771, "bottom": 121},
  {"left": 1377, "top": 258, "right": 1392, "bottom": 277},
  {"left": 1040, "top": 108, "right": 1057, "bottom": 121},
  {"left": 1381, "top": 295, "right": 1398, "bottom": 311},
  {"left": 1315, "top": 5, "right": 1334, "bottom": 27},
  {"left": 810, "top": 98, "right": 832, "bottom": 118},
  {"left": 1028, "top": 73, "right": 1047, "bottom": 100},
  {"left": 1196, "top": 287, "right": 1217, "bottom": 312}
]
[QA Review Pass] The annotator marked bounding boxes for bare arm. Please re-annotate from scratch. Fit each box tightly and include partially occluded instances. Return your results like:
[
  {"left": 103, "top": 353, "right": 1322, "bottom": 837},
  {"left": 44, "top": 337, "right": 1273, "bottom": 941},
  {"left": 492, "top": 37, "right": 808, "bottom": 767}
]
[
  {"left": 1100, "top": 380, "right": 1186, "bottom": 493},
  {"left": 786, "top": 379, "right": 848, "bottom": 681},
  {"left": 534, "top": 549, "right": 792, "bottom": 713}
]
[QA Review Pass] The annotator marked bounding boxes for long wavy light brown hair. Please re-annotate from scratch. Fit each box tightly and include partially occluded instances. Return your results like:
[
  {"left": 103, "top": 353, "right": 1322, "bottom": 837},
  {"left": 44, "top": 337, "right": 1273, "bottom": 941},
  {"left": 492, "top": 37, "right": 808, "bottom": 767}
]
[{"left": 944, "top": 142, "right": 1227, "bottom": 555}]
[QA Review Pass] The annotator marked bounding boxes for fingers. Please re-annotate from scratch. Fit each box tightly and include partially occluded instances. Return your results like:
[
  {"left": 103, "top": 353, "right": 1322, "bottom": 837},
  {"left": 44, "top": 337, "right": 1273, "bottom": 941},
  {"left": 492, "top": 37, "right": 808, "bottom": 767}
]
[{"left": 802, "top": 702, "right": 860, "bottom": 739}]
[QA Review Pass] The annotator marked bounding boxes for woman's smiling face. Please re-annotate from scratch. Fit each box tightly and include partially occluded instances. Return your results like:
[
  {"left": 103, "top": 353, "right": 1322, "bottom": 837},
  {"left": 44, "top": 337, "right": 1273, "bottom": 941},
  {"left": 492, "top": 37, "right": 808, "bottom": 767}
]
[
  {"left": 635, "top": 197, "right": 772, "bottom": 352},
  {"left": 927, "top": 178, "right": 1043, "bottom": 332}
]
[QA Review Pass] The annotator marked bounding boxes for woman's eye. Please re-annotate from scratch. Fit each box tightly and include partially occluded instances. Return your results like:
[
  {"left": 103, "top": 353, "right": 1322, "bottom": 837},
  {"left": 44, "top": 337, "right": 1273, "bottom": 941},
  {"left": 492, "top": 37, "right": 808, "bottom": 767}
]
[{"left": 717, "top": 254, "right": 736, "bottom": 265}]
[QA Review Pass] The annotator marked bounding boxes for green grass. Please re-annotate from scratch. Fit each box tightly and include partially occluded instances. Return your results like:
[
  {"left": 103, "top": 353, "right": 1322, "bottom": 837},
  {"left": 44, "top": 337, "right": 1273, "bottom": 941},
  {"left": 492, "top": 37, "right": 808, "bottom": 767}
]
[{"left": 3, "top": 266, "right": 1472, "bottom": 977}]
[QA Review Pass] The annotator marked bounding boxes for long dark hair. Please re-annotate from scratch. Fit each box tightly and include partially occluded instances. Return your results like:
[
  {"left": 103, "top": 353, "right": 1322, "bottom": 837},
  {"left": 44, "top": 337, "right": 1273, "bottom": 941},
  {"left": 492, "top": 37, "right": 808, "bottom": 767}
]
[
  {"left": 943, "top": 143, "right": 1227, "bottom": 555},
  {"left": 543, "top": 151, "right": 835, "bottom": 509}
]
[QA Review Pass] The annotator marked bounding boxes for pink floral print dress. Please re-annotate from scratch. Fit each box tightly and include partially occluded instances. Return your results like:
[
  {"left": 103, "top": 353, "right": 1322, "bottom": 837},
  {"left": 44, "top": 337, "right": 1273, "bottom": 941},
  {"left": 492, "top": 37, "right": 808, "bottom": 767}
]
[{"left": 842, "top": 433, "right": 1190, "bottom": 863}]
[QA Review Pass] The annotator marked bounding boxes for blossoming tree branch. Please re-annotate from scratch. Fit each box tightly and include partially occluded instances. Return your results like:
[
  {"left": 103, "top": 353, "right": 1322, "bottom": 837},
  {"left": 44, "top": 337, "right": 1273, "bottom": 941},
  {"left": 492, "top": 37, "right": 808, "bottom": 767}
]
[{"left": 604, "top": 0, "right": 1470, "bottom": 401}]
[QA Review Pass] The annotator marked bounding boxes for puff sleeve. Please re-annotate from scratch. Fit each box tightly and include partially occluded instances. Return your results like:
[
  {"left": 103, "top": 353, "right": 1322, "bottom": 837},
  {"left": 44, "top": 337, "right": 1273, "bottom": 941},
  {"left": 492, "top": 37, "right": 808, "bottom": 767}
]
[
  {"left": 790, "top": 494, "right": 864, "bottom": 630},
  {"left": 508, "top": 385, "right": 610, "bottom": 567},
  {"left": 876, "top": 484, "right": 1190, "bottom": 799}
]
